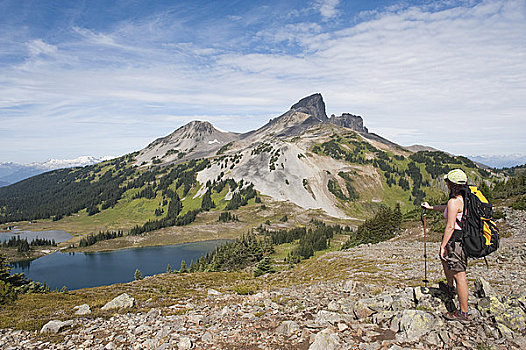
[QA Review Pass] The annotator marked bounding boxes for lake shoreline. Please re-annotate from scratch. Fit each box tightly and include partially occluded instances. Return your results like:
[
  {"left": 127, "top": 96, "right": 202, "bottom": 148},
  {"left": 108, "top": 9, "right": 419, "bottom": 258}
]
[{"left": 1, "top": 224, "right": 239, "bottom": 263}]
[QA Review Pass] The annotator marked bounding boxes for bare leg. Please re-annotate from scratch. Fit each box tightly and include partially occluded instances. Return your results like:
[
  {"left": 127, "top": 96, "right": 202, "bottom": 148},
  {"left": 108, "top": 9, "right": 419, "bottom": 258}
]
[
  {"left": 453, "top": 271, "right": 469, "bottom": 312},
  {"left": 441, "top": 259, "right": 455, "bottom": 287}
]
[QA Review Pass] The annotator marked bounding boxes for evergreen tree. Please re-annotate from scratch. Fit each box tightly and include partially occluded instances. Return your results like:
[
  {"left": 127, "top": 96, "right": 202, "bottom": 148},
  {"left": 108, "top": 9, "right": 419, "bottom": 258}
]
[
  {"left": 179, "top": 260, "right": 188, "bottom": 273},
  {"left": 201, "top": 188, "right": 216, "bottom": 211},
  {"left": 254, "top": 256, "right": 275, "bottom": 277},
  {"left": 134, "top": 268, "right": 143, "bottom": 280},
  {"left": 17, "top": 239, "right": 30, "bottom": 252},
  {"left": 166, "top": 264, "right": 172, "bottom": 274}
]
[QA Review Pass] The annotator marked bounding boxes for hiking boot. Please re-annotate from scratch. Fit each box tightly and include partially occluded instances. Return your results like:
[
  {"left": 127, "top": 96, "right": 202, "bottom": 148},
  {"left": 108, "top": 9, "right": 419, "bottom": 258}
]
[
  {"left": 444, "top": 309, "right": 470, "bottom": 324},
  {"left": 439, "top": 281, "right": 456, "bottom": 298}
]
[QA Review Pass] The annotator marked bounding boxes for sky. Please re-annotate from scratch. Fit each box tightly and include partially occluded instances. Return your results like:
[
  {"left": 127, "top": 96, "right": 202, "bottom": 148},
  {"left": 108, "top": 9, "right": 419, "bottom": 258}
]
[{"left": 0, "top": 0, "right": 525, "bottom": 163}]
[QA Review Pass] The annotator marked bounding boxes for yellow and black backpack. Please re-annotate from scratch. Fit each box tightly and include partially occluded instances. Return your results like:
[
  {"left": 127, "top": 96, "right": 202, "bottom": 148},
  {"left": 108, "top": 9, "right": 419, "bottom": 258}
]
[{"left": 458, "top": 186, "right": 499, "bottom": 258}]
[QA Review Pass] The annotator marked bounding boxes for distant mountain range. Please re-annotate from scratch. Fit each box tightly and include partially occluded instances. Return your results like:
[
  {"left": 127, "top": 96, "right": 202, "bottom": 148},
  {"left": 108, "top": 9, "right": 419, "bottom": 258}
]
[
  {"left": 0, "top": 156, "right": 114, "bottom": 187},
  {"left": 466, "top": 154, "right": 526, "bottom": 169}
]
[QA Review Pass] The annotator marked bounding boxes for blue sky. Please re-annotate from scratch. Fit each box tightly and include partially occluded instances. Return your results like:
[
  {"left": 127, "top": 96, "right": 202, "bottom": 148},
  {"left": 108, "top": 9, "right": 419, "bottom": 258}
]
[{"left": 1, "top": 0, "right": 525, "bottom": 163}]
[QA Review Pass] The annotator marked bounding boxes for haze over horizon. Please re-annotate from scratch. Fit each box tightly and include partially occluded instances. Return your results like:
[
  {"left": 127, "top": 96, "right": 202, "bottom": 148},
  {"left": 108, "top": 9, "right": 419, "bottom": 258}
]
[{"left": 1, "top": 0, "right": 525, "bottom": 164}]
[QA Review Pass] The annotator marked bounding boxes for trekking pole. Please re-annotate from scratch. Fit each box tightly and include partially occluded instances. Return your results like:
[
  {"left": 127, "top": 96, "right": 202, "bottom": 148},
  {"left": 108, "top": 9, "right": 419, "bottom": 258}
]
[{"left": 421, "top": 207, "right": 429, "bottom": 288}]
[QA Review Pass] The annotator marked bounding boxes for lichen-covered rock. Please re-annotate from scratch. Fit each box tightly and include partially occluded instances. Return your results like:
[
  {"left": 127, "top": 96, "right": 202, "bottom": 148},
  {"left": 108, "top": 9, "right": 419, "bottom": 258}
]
[
  {"left": 494, "top": 306, "right": 526, "bottom": 332},
  {"left": 496, "top": 322, "right": 514, "bottom": 339},
  {"left": 101, "top": 293, "right": 135, "bottom": 310},
  {"left": 478, "top": 295, "right": 506, "bottom": 316},
  {"left": 390, "top": 310, "right": 440, "bottom": 342},
  {"left": 309, "top": 329, "right": 340, "bottom": 350}
]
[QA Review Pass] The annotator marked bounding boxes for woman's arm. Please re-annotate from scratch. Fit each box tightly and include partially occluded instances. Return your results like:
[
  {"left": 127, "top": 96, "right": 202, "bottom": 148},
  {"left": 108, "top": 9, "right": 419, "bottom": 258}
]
[
  {"left": 440, "top": 197, "right": 462, "bottom": 258},
  {"left": 421, "top": 202, "right": 446, "bottom": 212}
]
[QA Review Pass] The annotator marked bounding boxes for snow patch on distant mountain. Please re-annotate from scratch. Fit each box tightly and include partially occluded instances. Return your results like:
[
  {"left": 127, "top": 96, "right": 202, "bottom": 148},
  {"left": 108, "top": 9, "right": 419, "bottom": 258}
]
[
  {"left": 0, "top": 155, "right": 114, "bottom": 186},
  {"left": 467, "top": 154, "right": 526, "bottom": 169},
  {"left": 30, "top": 155, "right": 115, "bottom": 170}
]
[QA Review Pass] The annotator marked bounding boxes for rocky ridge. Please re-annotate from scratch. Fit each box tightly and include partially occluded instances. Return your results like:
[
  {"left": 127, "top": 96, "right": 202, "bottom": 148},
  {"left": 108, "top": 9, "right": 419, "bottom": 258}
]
[{"left": 1, "top": 208, "right": 525, "bottom": 349}]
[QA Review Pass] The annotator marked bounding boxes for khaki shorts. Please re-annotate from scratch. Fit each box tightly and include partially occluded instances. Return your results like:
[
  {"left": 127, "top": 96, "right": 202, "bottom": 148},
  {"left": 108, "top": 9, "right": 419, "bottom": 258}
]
[{"left": 442, "top": 237, "right": 467, "bottom": 272}]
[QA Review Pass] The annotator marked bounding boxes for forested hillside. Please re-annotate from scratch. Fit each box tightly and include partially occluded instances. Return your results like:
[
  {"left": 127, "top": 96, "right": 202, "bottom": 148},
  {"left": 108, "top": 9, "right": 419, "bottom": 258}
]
[
  {"left": 310, "top": 131, "right": 491, "bottom": 211},
  {"left": 0, "top": 153, "right": 257, "bottom": 231}
]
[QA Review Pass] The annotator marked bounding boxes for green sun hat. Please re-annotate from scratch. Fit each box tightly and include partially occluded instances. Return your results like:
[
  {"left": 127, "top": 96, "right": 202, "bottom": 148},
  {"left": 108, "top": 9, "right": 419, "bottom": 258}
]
[{"left": 444, "top": 169, "right": 467, "bottom": 185}]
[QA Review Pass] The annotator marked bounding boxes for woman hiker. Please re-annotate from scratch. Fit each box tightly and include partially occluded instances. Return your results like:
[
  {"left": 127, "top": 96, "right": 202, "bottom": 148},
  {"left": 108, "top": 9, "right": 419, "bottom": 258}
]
[{"left": 421, "top": 168, "right": 470, "bottom": 322}]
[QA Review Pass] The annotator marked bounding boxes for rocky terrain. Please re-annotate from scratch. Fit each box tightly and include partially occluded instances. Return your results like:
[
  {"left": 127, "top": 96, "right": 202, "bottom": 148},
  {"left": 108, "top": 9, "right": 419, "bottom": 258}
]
[{"left": 1, "top": 207, "right": 525, "bottom": 349}]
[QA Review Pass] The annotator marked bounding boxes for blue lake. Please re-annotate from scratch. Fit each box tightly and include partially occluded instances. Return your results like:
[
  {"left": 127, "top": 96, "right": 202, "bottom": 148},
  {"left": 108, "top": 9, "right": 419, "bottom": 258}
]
[
  {"left": 0, "top": 229, "right": 72, "bottom": 243},
  {"left": 11, "top": 240, "right": 228, "bottom": 290}
]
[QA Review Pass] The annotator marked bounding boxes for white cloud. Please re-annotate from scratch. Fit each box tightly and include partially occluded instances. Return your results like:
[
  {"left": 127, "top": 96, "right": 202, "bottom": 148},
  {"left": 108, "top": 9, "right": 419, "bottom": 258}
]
[
  {"left": 1, "top": 0, "right": 525, "bottom": 162},
  {"left": 27, "top": 39, "right": 57, "bottom": 56},
  {"left": 315, "top": 0, "right": 340, "bottom": 21}
]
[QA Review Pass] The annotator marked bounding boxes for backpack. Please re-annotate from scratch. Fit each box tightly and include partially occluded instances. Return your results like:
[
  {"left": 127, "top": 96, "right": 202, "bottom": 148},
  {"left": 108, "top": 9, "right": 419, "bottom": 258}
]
[{"left": 458, "top": 186, "right": 499, "bottom": 258}]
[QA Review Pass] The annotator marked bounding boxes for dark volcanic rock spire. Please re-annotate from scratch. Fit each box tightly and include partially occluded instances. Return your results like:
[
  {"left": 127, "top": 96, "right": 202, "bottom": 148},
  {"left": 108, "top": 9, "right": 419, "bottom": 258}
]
[
  {"left": 329, "top": 113, "right": 368, "bottom": 133},
  {"left": 290, "top": 93, "right": 328, "bottom": 122}
]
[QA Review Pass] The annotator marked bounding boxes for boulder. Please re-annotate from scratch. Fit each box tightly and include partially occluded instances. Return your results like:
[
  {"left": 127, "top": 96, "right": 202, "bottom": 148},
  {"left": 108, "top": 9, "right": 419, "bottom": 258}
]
[
  {"left": 40, "top": 320, "right": 73, "bottom": 334},
  {"left": 73, "top": 304, "right": 91, "bottom": 316},
  {"left": 309, "top": 329, "right": 340, "bottom": 350},
  {"left": 101, "top": 293, "right": 135, "bottom": 310}
]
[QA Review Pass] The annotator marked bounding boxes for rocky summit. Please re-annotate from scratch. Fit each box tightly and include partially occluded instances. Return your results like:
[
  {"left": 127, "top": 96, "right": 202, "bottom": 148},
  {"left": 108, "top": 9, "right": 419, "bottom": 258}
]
[{"left": 2, "top": 207, "right": 525, "bottom": 349}]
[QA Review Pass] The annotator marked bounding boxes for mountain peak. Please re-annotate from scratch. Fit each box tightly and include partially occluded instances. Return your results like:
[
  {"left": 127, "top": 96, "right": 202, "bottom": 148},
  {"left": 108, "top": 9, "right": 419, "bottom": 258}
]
[
  {"left": 179, "top": 120, "right": 217, "bottom": 136},
  {"left": 290, "top": 93, "right": 327, "bottom": 122}
]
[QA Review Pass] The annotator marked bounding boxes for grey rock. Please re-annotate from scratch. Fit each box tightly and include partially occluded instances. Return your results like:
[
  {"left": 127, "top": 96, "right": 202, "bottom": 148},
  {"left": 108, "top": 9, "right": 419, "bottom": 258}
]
[
  {"left": 276, "top": 320, "right": 300, "bottom": 336},
  {"left": 201, "top": 331, "right": 214, "bottom": 343},
  {"left": 342, "top": 280, "right": 356, "bottom": 293},
  {"left": 359, "top": 342, "right": 380, "bottom": 350},
  {"left": 73, "top": 304, "right": 91, "bottom": 315},
  {"left": 40, "top": 320, "right": 73, "bottom": 334},
  {"left": 314, "top": 310, "right": 351, "bottom": 326},
  {"left": 207, "top": 288, "right": 221, "bottom": 296},
  {"left": 178, "top": 337, "right": 193, "bottom": 349},
  {"left": 372, "top": 311, "right": 396, "bottom": 326},
  {"left": 390, "top": 296, "right": 414, "bottom": 311},
  {"left": 309, "top": 329, "right": 340, "bottom": 350},
  {"left": 101, "top": 293, "right": 135, "bottom": 310},
  {"left": 327, "top": 301, "right": 340, "bottom": 312},
  {"left": 474, "top": 277, "right": 495, "bottom": 298}
]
